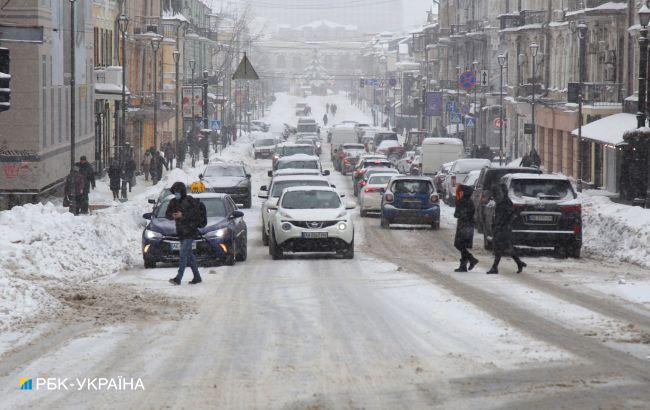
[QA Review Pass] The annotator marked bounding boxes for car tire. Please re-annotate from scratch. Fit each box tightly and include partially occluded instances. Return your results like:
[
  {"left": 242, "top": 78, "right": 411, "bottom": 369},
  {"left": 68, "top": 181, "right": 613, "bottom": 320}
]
[
  {"left": 144, "top": 259, "right": 156, "bottom": 269},
  {"left": 262, "top": 227, "right": 269, "bottom": 246},
  {"left": 269, "top": 230, "right": 283, "bottom": 260},
  {"left": 431, "top": 220, "right": 440, "bottom": 230},
  {"left": 254, "top": 153, "right": 258, "bottom": 159},
  {"left": 380, "top": 215, "right": 390, "bottom": 229},
  {"left": 568, "top": 243, "right": 581, "bottom": 259},
  {"left": 341, "top": 238, "right": 354, "bottom": 259},
  {"left": 360, "top": 209, "right": 368, "bottom": 217},
  {"left": 236, "top": 234, "right": 248, "bottom": 262}
]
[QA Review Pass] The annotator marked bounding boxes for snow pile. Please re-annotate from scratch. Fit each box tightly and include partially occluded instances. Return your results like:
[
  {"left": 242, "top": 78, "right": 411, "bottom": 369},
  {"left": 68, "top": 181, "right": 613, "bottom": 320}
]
[{"left": 581, "top": 195, "right": 650, "bottom": 268}]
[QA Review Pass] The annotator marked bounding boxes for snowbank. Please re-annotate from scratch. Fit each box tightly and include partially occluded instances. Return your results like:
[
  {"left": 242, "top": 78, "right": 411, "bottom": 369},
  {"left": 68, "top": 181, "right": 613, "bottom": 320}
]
[{"left": 581, "top": 195, "right": 650, "bottom": 268}]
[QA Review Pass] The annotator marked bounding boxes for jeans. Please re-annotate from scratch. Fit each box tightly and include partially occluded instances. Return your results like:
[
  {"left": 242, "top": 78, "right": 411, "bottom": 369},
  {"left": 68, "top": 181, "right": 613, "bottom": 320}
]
[{"left": 175, "top": 239, "right": 201, "bottom": 282}]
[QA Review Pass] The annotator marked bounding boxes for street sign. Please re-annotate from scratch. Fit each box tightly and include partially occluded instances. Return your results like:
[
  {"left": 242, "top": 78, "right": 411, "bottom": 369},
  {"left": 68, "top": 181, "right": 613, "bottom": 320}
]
[
  {"left": 480, "top": 70, "right": 489, "bottom": 87},
  {"left": 524, "top": 123, "right": 534, "bottom": 134},
  {"left": 451, "top": 113, "right": 462, "bottom": 124},
  {"left": 445, "top": 101, "right": 456, "bottom": 113},
  {"left": 365, "top": 78, "right": 380, "bottom": 87},
  {"left": 211, "top": 120, "right": 221, "bottom": 131},
  {"left": 232, "top": 53, "right": 259, "bottom": 80},
  {"left": 425, "top": 91, "right": 443, "bottom": 117},
  {"left": 493, "top": 118, "right": 504, "bottom": 128},
  {"left": 458, "top": 71, "right": 476, "bottom": 91},
  {"left": 465, "top": 116, "right": 476, "bottom": 128}
]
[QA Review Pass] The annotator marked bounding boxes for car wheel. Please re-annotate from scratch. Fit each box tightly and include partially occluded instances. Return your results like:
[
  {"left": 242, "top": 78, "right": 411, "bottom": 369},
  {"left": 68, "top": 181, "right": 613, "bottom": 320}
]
[
  {"left": 254, "top": 153, "right": 258, "bottom": 159},
  {"left": 262, "top": 227, "right": 269, "bottom": 246},
  {"left": 360, "top": 209, "right": 367, "bottom": 217},
  {"left": 269, "top": 230, "right": 283, "bottom": 260},
  {"left": 380, "top": 215, "right": 390, "bottom": 229},
  {"left": 431, "top": 220, "right": 440, "bottom": 230},
  {"left": 236, "top": 234, "right": 248, "bottom": 261},
  {"left": 568, "top": 243, "right": 581, "bottom": 259},
  {"left": 554, "top": 246, "right": 568, "bottom": 259},
  {"left": 341, "top": 238, "right": 354, "bottom": 259},
  {"left": 144, "top": 259, "right": 156, "bottom": 269}
]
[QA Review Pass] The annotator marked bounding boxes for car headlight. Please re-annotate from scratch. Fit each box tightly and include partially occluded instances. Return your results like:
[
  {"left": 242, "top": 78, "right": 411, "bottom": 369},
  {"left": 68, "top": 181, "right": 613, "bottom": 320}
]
[
  {"left": 337, "top": 222, "right": 347, "bottom": 231},
  {"left": 144, "top": 229, "right": 162, "bottom": 240},
  {"left": 205, "top": 228, "right": 229, "bottom": 238},
  {"left": 281, "top": 222, "right": 292, "bottom": 231}
]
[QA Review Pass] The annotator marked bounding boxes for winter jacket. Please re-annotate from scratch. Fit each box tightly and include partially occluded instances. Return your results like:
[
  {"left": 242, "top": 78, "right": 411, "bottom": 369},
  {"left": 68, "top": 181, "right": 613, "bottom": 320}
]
[
  {"left": 108, "top": 163, "right": 121, "bottom": 191},
  {"left": 454, "top": 185, "right": 475, "bottom": 250},
  {"left": 64, "top": 170, "right": 86, "bottom": 197},
  {"left": 142, "top": 153, "right": 152, "bottom": 167},
  {"left": 78, "top": 161, "right": 95, "bottom": 191},
  {"left": 122, "top": 159, "right": 136, "bottom": 179},
  {"left": 165, "top": 184, "right": 207, "bottom": 240},
  {"left": 163, "top": 143, "right": 174, "bottom": 160},
  {"left": 492, "top": 185, "right": 515, "bottom": 255},
  {"left": 177, "top": 140, "right": 187, "bottom": 161}
]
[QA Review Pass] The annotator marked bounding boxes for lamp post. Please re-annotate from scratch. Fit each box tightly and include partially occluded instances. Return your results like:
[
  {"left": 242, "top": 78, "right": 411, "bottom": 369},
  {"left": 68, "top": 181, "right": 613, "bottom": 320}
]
[
  {"left": 472, "top": 60, "right": 479, "bottom": 150},
  {"left": 529, "top": 42, "right": 539, "bottom": 154},
  {"left": 150, "top": 34, "right": 162, "bottom": 149},
  {"left": 455, "top": 66, "right": 461, "bottom": 138},
  {"left": 640, "top": 5, "right": 650, "bottom": 208},
  {"left": 69, "top": 0, "right": 76, "bottom": 168},
  {"left": 570, "top": 21, "right": 588, "bottom": 191},
  {"left": 118, "top": 14, "right": 128, "bottom": 165},
  {"left": 202, "top": 70, "right": 209, "bottom": 130},
  {"left": 498, "top": 54, "right": 506, "bottom": 166},
  {"left": 173, "top": 49, "right": 180, "bottom": 167},
  {"left": 189, "top": 59, "right": 196, "bottom": 134}
]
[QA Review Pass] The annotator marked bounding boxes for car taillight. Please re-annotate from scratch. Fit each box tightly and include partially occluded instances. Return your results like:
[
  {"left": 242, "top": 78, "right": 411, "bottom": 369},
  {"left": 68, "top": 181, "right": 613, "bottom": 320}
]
[
  {"left": 574, "top": 225, "right": 581, "bottom": 235},
  {"left": 561, "top": 204, "right": 581, "bottom": 213},
  {"left": 364, "top": 187, "right": 379, "bottom": 193},
  {"left": 451, "top": 176, "right": 457, "bottom": 186},
  {"left": 430, "top": 194, "right": 439, "bottom": 204},
  {"left": 385, "top": 193, "right": 394, "bottom": 203},
  {"left": 360, "top": 180, "right": 367, "bottom": 187},
  {"left": 406, "top": 159, "right": 412, "bottom": 164},
  {"left": 512, "top": 204, "right": 524, "bottom": 210}
]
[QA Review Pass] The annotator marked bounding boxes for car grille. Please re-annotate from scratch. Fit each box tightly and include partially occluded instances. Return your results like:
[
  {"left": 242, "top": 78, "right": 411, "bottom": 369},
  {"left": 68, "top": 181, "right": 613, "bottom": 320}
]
[
  {"left": 290, "top": 221, "right": 339, "bottom": 229},
  {"left": 210, "top": 187, "right": 248, "bottom": 195}
]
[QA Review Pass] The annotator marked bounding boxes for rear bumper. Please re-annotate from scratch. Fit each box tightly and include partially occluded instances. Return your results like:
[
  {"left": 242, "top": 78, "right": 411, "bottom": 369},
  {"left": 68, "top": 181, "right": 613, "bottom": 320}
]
[
  {"left": 382, "top": 204, "right": 440, "bottom": 223},
  {"left": 255, "top": 150, "right": 274, "bottom": 158},
  {"left": 511, "top": 229, "right": 581, "bottom": 247},
  {"left": 360, "top": 194, "right": 382, "bottom": 211}
]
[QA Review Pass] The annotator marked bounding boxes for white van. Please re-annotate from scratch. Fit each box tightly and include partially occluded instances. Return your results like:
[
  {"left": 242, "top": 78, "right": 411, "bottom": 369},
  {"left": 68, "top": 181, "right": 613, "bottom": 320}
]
[
  {"left": 419, "top": 137, "right": 464, "bottom": 176},
  {"left": 330, "top": 125, "right": 358, "bottom": 159}
]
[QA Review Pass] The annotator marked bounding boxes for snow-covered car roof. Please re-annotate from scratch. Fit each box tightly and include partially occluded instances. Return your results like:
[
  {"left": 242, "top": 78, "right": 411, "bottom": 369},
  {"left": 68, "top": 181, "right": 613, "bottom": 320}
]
[
  {"left": 377, "top": 140, "right": 401, "bottom": 148},
  {"left": 277, "top": 153, "right": 319, "bottom": 162},
  {"left": 282, "top": 185, "right": 337, "bottom": 194},
  {"left": 422, "top": 137, "right": 464, "bottom": 145},
  {"left": 272, "top": 174, "right": 329, "bottom": 183},
  {"left": 273, "top": 169, "right": 322, "bottom": 176},
  {"left": 389, "top": 175, "right": 433, "bottom": 182},
  {"left": 282, "top": 143, "right": 313, "bottom": 148},
  {"left": 505, "top": 173, "right": 570, "bottom": 181}
]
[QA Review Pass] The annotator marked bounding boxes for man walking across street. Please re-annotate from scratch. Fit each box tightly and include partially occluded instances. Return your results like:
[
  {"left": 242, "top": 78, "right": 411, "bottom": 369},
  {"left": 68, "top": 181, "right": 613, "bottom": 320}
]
[
  {"left": 487, "top": 184, "right": 526, "bottom": 274},
  {"left": 166, "top": 182, "right": 206, "bottom": 285},
  {"left": 453, "top": 184, "right": 479, "bottom": 272}
]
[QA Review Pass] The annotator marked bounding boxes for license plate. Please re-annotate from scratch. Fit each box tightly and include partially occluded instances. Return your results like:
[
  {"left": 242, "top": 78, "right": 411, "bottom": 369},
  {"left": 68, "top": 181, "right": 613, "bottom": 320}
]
[
  {"left": 528, "top": 215, "right": 554, "bottom": 222},
  {"left": 302, "top": 232, "right": 328, "bottom": 239},
  {"left": 169, "top": 242, "right": 197, "bottom": 251}
]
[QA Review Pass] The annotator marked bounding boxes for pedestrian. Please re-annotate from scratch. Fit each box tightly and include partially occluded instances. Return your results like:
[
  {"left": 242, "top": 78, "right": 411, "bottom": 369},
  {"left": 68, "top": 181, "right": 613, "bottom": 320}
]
[
  {"left": 453, "top": 184, "right": 479, "bottom": 272},
  {"left": 163, "top": 142, "right": 174, "bottom": 169},
  {"left": 166, "top": 182, "right": 207, "bottom": 285},
  {"left": 200, "top": 133, "right": 210, "bottom": 164},
  {"left": 141, "top": 151, "right": 152, "bottom": 181},
  {"left": 77, "top": 156, "right": 95, "bottom": 214},
  {"left": 108, "top": 160, "right": 121, "bottom": 200},
  {"left": 323, "top": 113, "right": 328, "bottom": 127},
  {"left": 63, "top": 164, "right": 86, "bottom": 215},
  {"left": 151, "top": 150, "right": 168, "bottom": 185},
  {"left": 123, "top": 154, "right": 136, "bottom": 193},
  {"left": 326, "top": 103, "right": 330, "bottom": 114},
  {"left": 487, "top": 184, "right": 526, "bottom": 274},
  {"left": 176, "top": 138, "right": 187, "bottom": 168}
]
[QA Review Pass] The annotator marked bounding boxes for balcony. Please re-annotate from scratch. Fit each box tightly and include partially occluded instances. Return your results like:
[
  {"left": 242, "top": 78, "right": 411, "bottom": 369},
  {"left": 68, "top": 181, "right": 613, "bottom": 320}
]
[
  {"left": 567, "top": 82, "right": 623, "bottom": 106},
  {"left": 132, "top": 16, "right": 161, "bottom": 35},
  {"left": 499, "top": 10, "right": 546, "bottom": 31}
]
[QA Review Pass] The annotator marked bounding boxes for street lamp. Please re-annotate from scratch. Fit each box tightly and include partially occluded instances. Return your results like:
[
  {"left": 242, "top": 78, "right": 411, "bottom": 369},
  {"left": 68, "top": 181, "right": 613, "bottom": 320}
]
[
  {"left": 455, "top": 66, "right": 461, "bottom": 138},
  {"left": 69, "top": 0, "right": 76, "bottom": 168},
  {"left": 202, "top": 70, "right": 209, "bottom": 131},
  {"left": 637, "top": 5, "right": 650, "bottom": 129},
  {"left": 189, "top": 59, "right": 196, "bottom": 135},
  {"left": 173, "top": 49, "right": 180, "bottom": 167},
  {"left": 472, "top": 60, "right": 479, "bottom": 150},
  {"left": 118, "top": 14, "right": 129, "bottom": 166},
  {"left": 498, "top": 53, "right": 507, "bottom": 166},
  {"left": 529, "top": 42, "right": 539, "bottom": 155},
  {"left": 570, "top": 21, "right": 588, "bottom": 191},
  {"left": 150, "top": 34, "right": 163, "bottom": 149}
]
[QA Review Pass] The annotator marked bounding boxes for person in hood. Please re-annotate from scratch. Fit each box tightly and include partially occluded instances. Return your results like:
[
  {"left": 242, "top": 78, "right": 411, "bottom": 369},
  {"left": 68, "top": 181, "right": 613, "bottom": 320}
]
[
  {"left": 453, "top": 184, "right": 479, "bottom": 272},
  {"left": 165, "top": 182, "right": 207, "bottom": 285},
  {"left": 323, "top": 113, "right": 328, "bottom": 126},
  {"left": 64, "top": 164, "right": 86, "bottom": 215},
  {"left": 487, "top": 183, "right": 526, "bottom": 274},
  {"left": 108, "top": 160, "right": 122, "bottom": 200}
]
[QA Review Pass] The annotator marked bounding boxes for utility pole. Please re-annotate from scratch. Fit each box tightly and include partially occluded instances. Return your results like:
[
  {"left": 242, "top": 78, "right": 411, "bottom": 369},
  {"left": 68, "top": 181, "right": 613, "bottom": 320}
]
[{"left": 69, "top": 0, "right": 76, "bottom": 168}]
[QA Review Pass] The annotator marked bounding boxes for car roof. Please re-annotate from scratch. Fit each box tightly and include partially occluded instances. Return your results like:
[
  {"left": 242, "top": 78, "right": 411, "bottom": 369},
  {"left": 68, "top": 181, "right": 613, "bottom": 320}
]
[
  {"left": 485, "top": 166, "right": 541, "bottom": 174},
  {"left": 274, "top": 169, "right": 321, "bottom": 176},
  {"left": 205, "top": 162, "right": 243, "bottom": 168},
  {"left": 283, "top": 143, "right": 313, "bottom": 148},
  {"left": 422, "top": 137, "right": 464, "bottom": 145},
  {"left": 506, "top": 173, "right": 569, "bottom": 181},
  {"left": 389, "top": 175, "right": 433, "bottom": 182},
  {"left": 368, "top": 172, "right": 398, "bottom": 179},
  {"left": 277, "top": 153, "right": 319, "bottom": 161},
  {"left": 365, "top": 167, "right": 397, "bottom": 173},
  {"left": 283, "top": 186, "right": 337, "bottom": 193},
  {"left": 272, "top": 175, "right": 329, "bottom": 183}
]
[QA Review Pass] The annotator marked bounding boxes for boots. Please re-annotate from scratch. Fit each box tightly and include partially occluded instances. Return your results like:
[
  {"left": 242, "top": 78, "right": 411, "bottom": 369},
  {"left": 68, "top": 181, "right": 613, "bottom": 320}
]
[
  {"left": 487, "top": 256, "right": 500, "bottom": 274},
  {"left": 454, "top": 262, "right": 468, "bottom": 272},
  {"left": 468, "top": 257, "right": 479, "bottom": 271},
  {"left": 515, "top": 258, "right": 527, "bottom": 274}
]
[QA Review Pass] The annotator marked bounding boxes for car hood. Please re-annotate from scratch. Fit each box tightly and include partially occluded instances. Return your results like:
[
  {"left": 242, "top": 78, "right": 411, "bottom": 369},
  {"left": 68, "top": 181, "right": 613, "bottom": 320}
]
[
  {"left": 279, "top": 208, "right": 346, "bottom": 221},
  {"left": 203, "top": 176, "right": 247, "bottom": 188},
  {"left": 148, "top": 216, "right": 228, "bottom": 236}
]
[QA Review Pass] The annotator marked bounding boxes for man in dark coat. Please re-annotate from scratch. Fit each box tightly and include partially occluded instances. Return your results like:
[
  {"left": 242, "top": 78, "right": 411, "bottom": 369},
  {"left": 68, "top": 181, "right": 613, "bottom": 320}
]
[
  {"left": 166, "top": 182, "right": 206, "bottom": 285},
  {"left": 63, "top": 164, "right": 86, "bottom": 215},
  {"left": 108, "top": 160, "right": 121, "bottom": 200},
  {"left": 163, "top": 142, "right": 174, "bottom": 169},
  {"left": 150, "top": 150, "right": 168, "bottom": 185},
  {"left": 453, "top": 184, "right": 479, "bottom": 272},
  {"left": 77, "top": 156, "right": 95, "bottom": 214},
  {"left": 323, "top": 113, "right": 328, "bottom": 126},
  {"left": 122, "top": 154, "right": 136, "bottom": 193},
  {"left": 176, "top": 138, "right": 187, "bottom": 169},
  {"left": 487, "top": 184, "right": 526, "bottom": 274}
]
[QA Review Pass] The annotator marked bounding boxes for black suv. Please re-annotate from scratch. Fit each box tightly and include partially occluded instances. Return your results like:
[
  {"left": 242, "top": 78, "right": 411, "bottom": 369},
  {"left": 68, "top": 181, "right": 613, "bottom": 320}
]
[
  {"left": 472, "top": 167, "right": 542, "bottom": 233},
  {"left": 199, "top": 162, "right": 252, "bottom": 208},
  {"left": 483, "top": 173, "right": 582, "bottom": 258}
]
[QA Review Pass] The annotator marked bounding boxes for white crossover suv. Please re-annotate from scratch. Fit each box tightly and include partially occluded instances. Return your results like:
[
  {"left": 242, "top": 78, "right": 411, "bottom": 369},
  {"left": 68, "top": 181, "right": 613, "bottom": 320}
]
[{"left": 268, "top": 186, "right": 355, "bottom": 259}]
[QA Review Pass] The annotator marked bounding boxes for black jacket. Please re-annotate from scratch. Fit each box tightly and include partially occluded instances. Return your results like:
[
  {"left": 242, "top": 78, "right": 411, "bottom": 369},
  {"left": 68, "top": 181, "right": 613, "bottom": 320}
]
[
  {"left": 165, "top": 192, "right": 207, "bottom": 240},
  {"left": 493, "top": 185, "right": 515, "bottom": 254},
  {"left": 108, "top": 163, "right": 121, "bottom": 191},
  {"left": 78, "top": 161, "right": 95, "bottom": 191},
  {"left": 454, "top": 185, "right": 475, "bottom": 250}
]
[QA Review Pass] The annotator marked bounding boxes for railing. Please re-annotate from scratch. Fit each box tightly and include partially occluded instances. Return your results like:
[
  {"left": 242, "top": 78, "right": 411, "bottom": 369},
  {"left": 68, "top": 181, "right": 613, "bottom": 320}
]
[
  {"left": 450, "top": 24, "right": 467, "bottom": 36},
  {"left": 581, "top": 82, "right": 624, "bottom": 106}
]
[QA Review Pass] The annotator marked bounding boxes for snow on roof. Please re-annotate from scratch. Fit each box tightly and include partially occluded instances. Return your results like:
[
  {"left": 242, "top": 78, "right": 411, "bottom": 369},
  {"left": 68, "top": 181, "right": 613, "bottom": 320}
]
[
  {"left": 570, "top": 112, "right": 636, "bottom": 145},
  {"left": 500, "top": 23, "right": 543, "bottom": 33},
  {"left": 162, "top": 10, "right": 189, "bottom": 22},
  {"left": 294, "top": 20, "right": 357, "bottom": 31},
  {"left": 277, "top": 153, "right": 319, "bottom": 161},
  {"left": 566, "top": 1, "right": 627, "bottom": 17},
  {"left": 506, "top": 173, "right": 570, "bottom": 181},
  {"left": 272, "top": 174, "right": 328, "bottom": 182}
]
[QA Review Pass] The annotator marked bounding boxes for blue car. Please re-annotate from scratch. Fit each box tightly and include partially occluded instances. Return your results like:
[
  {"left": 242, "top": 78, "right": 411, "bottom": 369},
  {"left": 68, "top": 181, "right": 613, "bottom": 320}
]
[
  {"left": 380, "top": 176, "right": 440, "bottom": 229},
  {"left": 142, "top": 193, "right": 247, "bottom": 268}
]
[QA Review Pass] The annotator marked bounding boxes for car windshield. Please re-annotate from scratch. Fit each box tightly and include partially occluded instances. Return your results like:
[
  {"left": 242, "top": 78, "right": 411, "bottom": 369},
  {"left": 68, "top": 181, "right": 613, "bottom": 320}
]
[
  {"left": 281, "top": 190, "right": 341, "bottom": 209},
  {"left": 277, "top": 160, "right": 319, "bottom": 170},
  {"left": 511, "top": 179, "right": 576, "bottom": 200},
  {"left": 297, "top": 124, "right": 318, "bottom": 133},
  {"left": 392, "top": 180, "right": 432, "bottom": 194},
  {"left": 271, "top": 180, "right": 329, "bottom": 197},
  {"left": 284, "top": 146, "right": 315, "bottom": 156},
  {"left": 454, "top": 160, "right": 490, "bottom": 173},
  {"left": 204, "top": 165, "right": 245, "bottom": 177},
  {"left": 368, "top": 175, "right": 393, "bottom": 185},
  {"left": 156, "top": 197, "right": 227, "bottom": 218},
  {"left": 255, "top": 139, "right": 276, "bottom": 147},
  {"left": 378, "top": 140, "right": 399, "bottom": 148},
  {"left": 463, "top": 172, "right": 480, "bottom": 186}
]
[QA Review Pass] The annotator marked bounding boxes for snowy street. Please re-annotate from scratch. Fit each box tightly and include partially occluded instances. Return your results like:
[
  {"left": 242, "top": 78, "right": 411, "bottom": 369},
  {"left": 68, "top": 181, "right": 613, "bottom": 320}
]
[{"left": 1, "top": 94, "right": 649, "bottom": 408}]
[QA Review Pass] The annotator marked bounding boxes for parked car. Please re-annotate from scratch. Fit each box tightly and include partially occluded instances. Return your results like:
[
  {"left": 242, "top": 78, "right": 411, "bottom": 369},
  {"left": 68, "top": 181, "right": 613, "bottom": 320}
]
[
  {"left": 379, "top": 176, "right": 440, "bottom": 229},
  {"left": 472, "top": 167, "right": 543, "bottom": 233},
  {"left": 258, "top": 175, "right": 332, "bottom": 246},
  {"left": 268, "top": 186, "right": 356, "bottom": 259},
  {"left": 359, "top": 173, "right": 394, "bottom": 217},
  {"left": 253, "top": 136, "right": 279, "bottom": 159},
  {"left": 199, "top": 162, "right": 252, "bottom": 208},
  {"left": 483, "top": 173, "right": 582, "bottom": 257},
  {"left": 142, "top": 193, "right": 247, "bottom": 268},
  {"left": 442, "top": 158, "right": 491, "bottom": 205},
  {"left": 356, "top": 167, "right": 399, "bottom": 197}
]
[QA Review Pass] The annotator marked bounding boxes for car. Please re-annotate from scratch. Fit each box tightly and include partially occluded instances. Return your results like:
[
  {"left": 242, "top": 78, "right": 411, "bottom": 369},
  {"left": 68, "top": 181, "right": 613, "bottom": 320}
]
[
  {"left": 258, "top": 175, "right": 333, "bottom": 245},
  {"left": 251, "top": 120, "right": 270, "bottom": 132},
  {"left": 253, "top": 136, "right": 279, "bottom": 159},
  {"left": 375, "top": 139, "right": 404, "bottom": 161},
  {"left": 330, "top": 124, "right": 358, "bottom": 160},
  {"left": 141, "top": 193, "right": 247, "bottom": 268},
  {"left": 270, "top": 154, "right": 329, "bottom": 177},
  {"left": 434, "top": 162, "right": 453, "bottom": 195},
  {"left": 482, "top": 173, "right": 582, "bottom": 258},
  {"left": 295, "top": 102, "right": 309, "bottom": 116},
  {"left": 352, "top": 157, "right": 393, "bottom": 195},
  {"left": 359, "top": 173, "right": 394, "bottom": 217},
  {"left": 379, "top": 176, "right": 440, "bottom": 229},
  {"left": 268, "top": 186, "right": 356, "bottom": 259},
  {"left": 272, "top": 168, "right": 323, "bottom": 178},
  {"left": 461, "top": 169, "right": 482, "bottom": 188},
  {"left": 297, "top": 117, "right": 319, "bottom": 135},
  {"left": 295, "top": 134, "right": 322, "bottom": 156},
  {"left": 199, "top": 162, "right": 252, "bottom": 208},
  {"left": 273, "top": 143, "right": 317, "bottom": 168},
  {"left": 442, "top": 158, "right": 492, "bottom": 206},
  {"left": 356, "top": 167, "right": 399, "bottom": 197},
  {"left": 372, "top": 131, "right": 399, "bottom": 150},
  {"left": 471, "top": 167, "right": 543, "bottom": 233},
  {"left": 419, "top": 137, "right": 464, "bottom": 176},
  {"left": 396, "top": 151, "right": 416, "bottom": 174},
  {"left": 403, "top": 130, "right": 432, "bottom": 152},
  {"left": 337, "top": 143, "right": 367, "bottom": 175}
]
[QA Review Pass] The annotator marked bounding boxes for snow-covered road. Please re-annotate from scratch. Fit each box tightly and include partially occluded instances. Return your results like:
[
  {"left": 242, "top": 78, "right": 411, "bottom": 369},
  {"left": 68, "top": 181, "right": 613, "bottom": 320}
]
[{"left": 1, "top": 93, "right": 650, "bottom": 408}]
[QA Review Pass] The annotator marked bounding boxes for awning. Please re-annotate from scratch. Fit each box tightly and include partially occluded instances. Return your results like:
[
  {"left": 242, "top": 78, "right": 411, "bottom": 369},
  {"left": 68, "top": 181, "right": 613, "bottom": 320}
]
[
  {"left": 446, "top": 124, "right": 465, "bottom": 135},
  {"left": 95, "top": 83, "right": 130, "bottom": 102},
  {"left": 570, "top": 112, "right": 636, "bottom": 146}
]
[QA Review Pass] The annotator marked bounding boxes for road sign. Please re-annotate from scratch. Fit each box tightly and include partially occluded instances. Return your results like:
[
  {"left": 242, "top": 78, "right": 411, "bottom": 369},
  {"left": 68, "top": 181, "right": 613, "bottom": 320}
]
[
  {"left": 232, "top": 53, "right": 259, "bottom": 80},
  {"left": 425, "top": 91, "right": 443, "bottom": 117},
  {"left": 450, "top": 113, "right": 462, "bottom": 124},
  {"left": 211, "top": 120, "right": 221, "bottom": 131},
  {"left": 524, "top": 123, "right": 534, "bottom": 134},
  {"left": 445, "top": 101, "right": 456, "bottom": 113},
  {"left": 465, "top": 116, "right": 476, "bottom": 128},
  {"left": 479, "top": 70, "right": 489, "bottom": 87},
  {"left": 493, "top": 118, "right": 505, "bottom": 128},
  {"left": 458, "top": 71, "right": 476, "bottom": 91}
]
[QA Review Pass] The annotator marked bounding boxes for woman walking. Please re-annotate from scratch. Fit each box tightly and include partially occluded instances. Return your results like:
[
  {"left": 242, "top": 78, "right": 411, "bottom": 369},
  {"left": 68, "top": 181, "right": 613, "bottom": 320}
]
[
  {"left": 487, "top": 184, "right": 526, "bottom": 274},
  {"left": 108, "top": 160, "right": 121, "bottom": 200},
  {"left": 453, "top": 184, "right": 479, "bottom": 272}
]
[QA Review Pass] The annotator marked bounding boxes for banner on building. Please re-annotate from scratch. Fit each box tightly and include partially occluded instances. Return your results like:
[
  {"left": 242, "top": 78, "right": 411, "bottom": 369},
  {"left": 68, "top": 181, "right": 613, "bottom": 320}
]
[
  {"left": 182, "top": 86, "right": 203, "bottom": 118},
  {"left": 424, "top": 91, "right": 442, "bottom": 117}
]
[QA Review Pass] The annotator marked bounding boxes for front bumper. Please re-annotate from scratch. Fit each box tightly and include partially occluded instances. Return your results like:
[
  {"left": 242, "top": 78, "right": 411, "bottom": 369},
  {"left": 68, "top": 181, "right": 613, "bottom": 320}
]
[
  {"left": 382, "top": 204, "right": 440, "bottom": 224},
  {"left": 142, "top": 236, "right": 235, "bottom": 263},
  {"left": 274, "top": 220, "right": 354, "bottom": 250}
]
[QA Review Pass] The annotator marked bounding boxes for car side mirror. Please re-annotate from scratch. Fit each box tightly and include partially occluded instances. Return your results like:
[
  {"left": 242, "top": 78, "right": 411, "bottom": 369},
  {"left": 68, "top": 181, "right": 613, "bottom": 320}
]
[
  {"left": 345, "top": 201, "right": 357, "bottom": 210},
  {"left": 379, "top": 188, "right": 386, "bottom": 194},
  {"left": 260, "top": 185, "right": 268, "bottom": 191},
  {"left": 322, "top": 170, "right": 330, "bottom": 176},
  {"left": 246, "top": 174, "right": 251, "bottom": 179},
  {"left": 148, "top": 199, "right": 156, "bottom": 204},
  {"left": 267, "top": 170, "right": 273, "bottom": 177},
  {"left": 142, "top": 212, "right": 153, "bottom": 220},
  {"left": 198, "top": 173, "right": 203, "bottom": 179},
  {"left": 330, "top": 184, "right": 336, "bottom": 188},
  {"left": 230, "top": 210, "right": 244, "bottom": 219}
]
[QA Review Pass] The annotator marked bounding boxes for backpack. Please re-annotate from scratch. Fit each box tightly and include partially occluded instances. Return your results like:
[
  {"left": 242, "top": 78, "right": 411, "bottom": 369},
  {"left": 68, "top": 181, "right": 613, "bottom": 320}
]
[{"left": 186, "top": 196, "right": 207, "bottom": 231}]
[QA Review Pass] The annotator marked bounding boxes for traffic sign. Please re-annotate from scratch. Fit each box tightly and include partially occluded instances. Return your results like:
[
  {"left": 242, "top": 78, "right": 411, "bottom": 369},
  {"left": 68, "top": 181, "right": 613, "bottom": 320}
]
[
  {"left": 450, "top": 113, "right": 462, "bottom": 124},
  {"left": 232, "top": 53, "right": 259, "bottom": 80},
  {"left": 465, "top": 116, "right": 476, "bottom": 128},
  {"left": 458, "top": 71, "right": 476, "bottom": 91},
  {"left": 493, "top": 118, "right": 504, "bottom": 128},
  {"left": 445, "top": 101, "right": 456, "bottom": 113},
  {"left": 524, "top": 123, "right": 534, "bottom": 134},
  {"left": 211, "top": 120, "right": 221, "bottom": 131},
  {"left": 479, "top": 70, "right": 489, "bottom": 87}
]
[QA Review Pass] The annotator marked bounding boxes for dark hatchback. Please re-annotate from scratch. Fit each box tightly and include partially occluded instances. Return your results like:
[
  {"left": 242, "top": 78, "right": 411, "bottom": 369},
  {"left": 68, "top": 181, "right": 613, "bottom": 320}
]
[
  {"left": 380, "top": 176, "right": 440, "bottom": 229},
  {"left": 483, "top": 174, "right": 582, "bottom": 257},
  {"left": 200, "top": 162, "right": 252, "bottom": 208},
  {"left": 472, "top": 166, "right": 542, "bottom": 233},
  {"left": 142, "top": 193, "right": 248, "bottom": 268}
]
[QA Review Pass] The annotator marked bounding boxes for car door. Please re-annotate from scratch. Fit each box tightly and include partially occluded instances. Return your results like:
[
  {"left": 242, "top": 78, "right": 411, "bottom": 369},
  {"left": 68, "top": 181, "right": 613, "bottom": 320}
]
[{"left": 226, "top": 198, "right": 244, "bottom": 240}]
